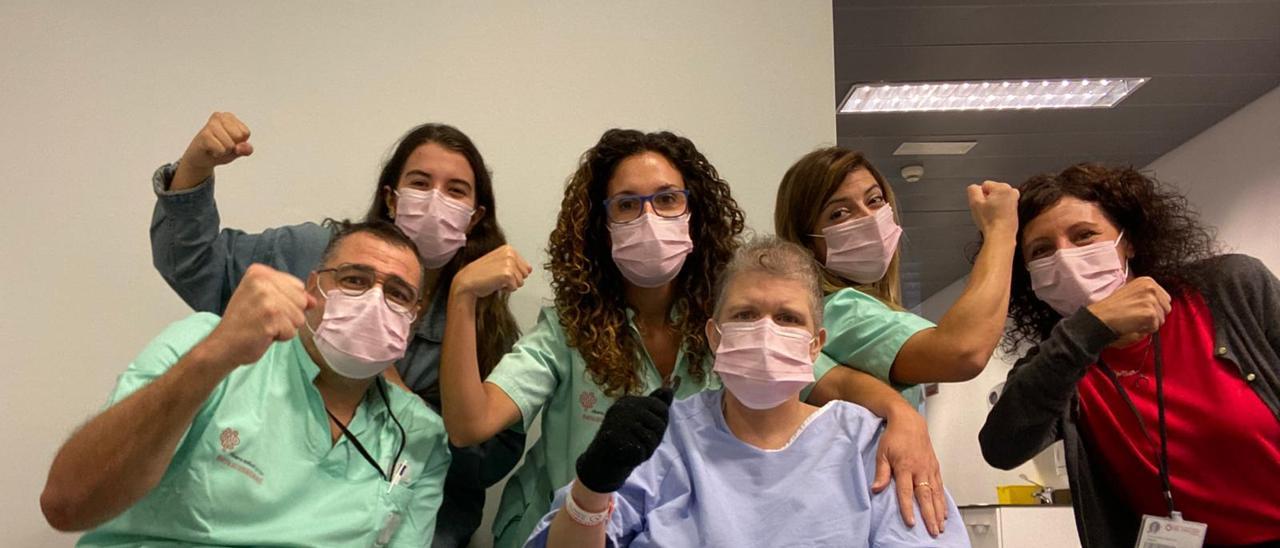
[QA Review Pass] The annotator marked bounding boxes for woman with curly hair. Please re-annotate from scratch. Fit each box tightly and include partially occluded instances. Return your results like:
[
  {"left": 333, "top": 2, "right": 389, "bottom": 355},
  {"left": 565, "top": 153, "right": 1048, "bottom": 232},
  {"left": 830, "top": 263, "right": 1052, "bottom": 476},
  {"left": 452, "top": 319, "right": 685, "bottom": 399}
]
[
  {"left": 979, "top": 164, "right": 1280, "bottom": 547},
  {"left": 774, "top": 147, "right": 1020, "bottom": 535},
  {"left": 437, "top": 128, "right": 743, "bottom": 547}
]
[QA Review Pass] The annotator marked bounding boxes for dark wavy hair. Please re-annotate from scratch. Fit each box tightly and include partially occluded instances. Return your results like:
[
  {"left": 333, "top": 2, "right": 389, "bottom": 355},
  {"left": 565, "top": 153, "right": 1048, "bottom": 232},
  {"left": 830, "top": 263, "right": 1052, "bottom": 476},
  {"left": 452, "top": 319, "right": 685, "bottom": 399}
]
[
  {"left": 547, "top": 129, "right": 746, "bottom": 397},
  {"left": 1003, "top": 163, "right": 1217, "bottom": 352},
  {"left": 361, "top": 123, "right": 519, "bottom": 376}
]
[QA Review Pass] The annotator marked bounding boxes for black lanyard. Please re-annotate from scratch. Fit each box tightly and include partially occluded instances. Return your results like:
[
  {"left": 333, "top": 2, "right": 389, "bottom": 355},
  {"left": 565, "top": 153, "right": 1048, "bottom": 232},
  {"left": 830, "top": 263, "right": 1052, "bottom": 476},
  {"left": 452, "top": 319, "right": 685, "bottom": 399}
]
[
  {"left": 1097, "top": 332, "right": 1175, "bottom": 516},
  {"left": 325, "top": 378, "right": 407, "bottom": 482}
]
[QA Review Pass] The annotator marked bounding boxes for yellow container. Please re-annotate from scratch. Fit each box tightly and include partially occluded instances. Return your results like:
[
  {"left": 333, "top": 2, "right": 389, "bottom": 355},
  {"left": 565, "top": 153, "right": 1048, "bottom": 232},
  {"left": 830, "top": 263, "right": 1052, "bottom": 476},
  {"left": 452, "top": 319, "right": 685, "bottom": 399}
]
[{"left": 996, "top": 485, "right": 1040, "bottom": 505}]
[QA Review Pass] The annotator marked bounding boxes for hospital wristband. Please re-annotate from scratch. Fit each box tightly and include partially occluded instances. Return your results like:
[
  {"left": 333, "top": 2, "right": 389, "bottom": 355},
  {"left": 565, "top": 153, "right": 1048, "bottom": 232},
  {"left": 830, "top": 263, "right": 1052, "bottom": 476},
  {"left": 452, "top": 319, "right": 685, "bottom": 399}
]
[{"left": 565, "top": 483, "right": 614, "bottom": 527}]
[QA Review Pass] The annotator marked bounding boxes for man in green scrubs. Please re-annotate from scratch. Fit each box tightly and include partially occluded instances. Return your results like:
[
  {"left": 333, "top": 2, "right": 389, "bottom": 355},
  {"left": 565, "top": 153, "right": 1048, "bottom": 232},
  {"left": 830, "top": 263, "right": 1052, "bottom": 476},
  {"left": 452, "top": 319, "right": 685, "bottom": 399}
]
[{"left": 40, "top": 221, "right": 451, "bottom": 547}]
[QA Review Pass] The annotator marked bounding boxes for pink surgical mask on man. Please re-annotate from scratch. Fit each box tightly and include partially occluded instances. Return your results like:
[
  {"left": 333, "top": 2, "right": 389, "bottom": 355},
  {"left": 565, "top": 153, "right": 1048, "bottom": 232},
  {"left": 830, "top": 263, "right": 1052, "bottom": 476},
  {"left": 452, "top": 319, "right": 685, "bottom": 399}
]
[
  {"left": 711, "top": 318, "right": 817, "bottom": 410},
  {"left": 609, "top": 212, "right": 694, "bottom": 288},
  {"left": 813, "top": 205, "right": 902, "bottom": 284},
  {"left": 306, "top": 282, "right": 413, "bottom": 380},
  {"left": 394, "top": 188, "right": 474, "bottom": 269},
  {"left": 1027, "top": 231, "right": 1128, "bottom": 316}
]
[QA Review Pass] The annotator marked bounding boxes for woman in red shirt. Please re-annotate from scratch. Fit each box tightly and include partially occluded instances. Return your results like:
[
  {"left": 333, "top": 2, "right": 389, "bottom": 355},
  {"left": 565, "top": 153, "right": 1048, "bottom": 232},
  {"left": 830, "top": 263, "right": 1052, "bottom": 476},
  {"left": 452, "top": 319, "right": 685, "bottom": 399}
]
[{"left": 979, "top": 163, "right": 1280, "bottom": 548}]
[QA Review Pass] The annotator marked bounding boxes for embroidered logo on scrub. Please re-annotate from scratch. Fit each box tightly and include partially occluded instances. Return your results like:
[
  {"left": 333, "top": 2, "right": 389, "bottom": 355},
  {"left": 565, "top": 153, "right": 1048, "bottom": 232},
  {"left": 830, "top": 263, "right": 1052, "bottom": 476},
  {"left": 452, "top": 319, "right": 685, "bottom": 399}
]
[
  {"left": 579, "top": 390, "right": 607, "bottom": 424},
  {"left": 220, "top": 427, "right": 240, "bottom": 452},
  {"left": 215, "top": 426, "right": 264, "bottom": 484}
]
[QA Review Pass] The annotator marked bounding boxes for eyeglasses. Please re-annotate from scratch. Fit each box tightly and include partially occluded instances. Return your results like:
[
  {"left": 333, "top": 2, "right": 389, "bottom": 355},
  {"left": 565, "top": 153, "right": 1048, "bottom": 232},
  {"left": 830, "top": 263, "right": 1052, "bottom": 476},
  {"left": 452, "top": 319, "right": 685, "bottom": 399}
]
[
  {"left": 315, "top": 264, "right": 420, "bottom": 319},
  {"left": 601, "top": 189, "right": 690, "bottom": 223}
]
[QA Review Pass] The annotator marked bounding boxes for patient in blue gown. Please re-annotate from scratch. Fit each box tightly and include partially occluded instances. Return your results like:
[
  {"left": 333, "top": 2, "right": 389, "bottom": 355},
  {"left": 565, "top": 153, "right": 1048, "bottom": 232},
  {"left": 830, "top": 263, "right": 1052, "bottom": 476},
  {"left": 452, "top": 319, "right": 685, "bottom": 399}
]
[{"left": 525, "top": 237, "right": 970, "bottom": 547}]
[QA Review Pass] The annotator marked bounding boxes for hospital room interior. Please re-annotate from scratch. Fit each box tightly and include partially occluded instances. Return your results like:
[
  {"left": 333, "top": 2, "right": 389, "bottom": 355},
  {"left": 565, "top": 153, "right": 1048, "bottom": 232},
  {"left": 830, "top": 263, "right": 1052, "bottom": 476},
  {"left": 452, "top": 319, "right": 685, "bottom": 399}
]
[{"left": 3, "top": 1, "right": 1279, "bottom": 547}]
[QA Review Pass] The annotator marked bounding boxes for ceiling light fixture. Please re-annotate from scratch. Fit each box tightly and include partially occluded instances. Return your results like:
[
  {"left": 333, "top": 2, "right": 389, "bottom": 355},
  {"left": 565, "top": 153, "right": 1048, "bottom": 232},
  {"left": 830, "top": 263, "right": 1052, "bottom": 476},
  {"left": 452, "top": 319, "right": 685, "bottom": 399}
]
[
  {"left": 893, "top": 141, "right": 977, "bottom": 156},
  {"left": 839, "top": 77, "right": 1149, "bottom": 114}
]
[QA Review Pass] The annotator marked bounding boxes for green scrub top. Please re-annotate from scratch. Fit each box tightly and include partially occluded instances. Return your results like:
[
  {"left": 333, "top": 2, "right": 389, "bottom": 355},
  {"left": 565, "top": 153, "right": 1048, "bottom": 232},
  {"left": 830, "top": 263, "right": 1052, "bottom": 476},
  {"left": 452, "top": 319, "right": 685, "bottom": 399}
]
[
  {"left": 484, "top": 306, "right": 719, "bottom": 548},
  {"left": 812, "top": 288, "right": 937, "bottom": 408},
  {"left": 78, "top": 313, "right": 452, "bottom": 548}
]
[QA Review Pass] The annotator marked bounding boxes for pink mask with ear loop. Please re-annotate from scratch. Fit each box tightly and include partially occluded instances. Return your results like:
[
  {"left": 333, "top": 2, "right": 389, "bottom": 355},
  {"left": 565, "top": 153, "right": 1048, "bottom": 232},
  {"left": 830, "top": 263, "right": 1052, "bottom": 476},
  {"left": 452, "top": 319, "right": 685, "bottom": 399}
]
[
  {"left": 305, "top": 279, "right": 413, "bottom": 379},
  {"left": 393, "top": 188, "right": 474, "bottom": 269},
  {"left": 1027, "top": 231, "right": 1129, "bottom": 316},
  {"left": 711, "top": 318, "right": 817, "bottom": 410},
  {"left": 813, "top": 205, "right": 903, "bottom": 284},
  {"left": 609, "top": 212, "right": 694, "bottom": 288}
]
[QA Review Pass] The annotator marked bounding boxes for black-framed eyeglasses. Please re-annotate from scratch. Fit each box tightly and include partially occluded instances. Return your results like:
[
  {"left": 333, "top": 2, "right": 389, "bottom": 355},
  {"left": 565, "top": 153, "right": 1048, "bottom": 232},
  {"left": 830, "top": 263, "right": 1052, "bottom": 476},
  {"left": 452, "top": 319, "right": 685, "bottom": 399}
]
[
  {"left": 315, "top": 264, "right": 420, "bottom": 319},
  {"left": 601, "top": 189, "right": 691, "bottom": 223}
]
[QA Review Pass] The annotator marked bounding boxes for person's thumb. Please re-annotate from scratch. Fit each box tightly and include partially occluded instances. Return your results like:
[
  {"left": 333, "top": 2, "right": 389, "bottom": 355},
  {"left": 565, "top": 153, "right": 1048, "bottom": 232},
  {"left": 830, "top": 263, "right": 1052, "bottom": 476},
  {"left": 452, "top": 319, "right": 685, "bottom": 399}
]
[{"left": 647, "top": 387, "right": 674, "bottom": 406}]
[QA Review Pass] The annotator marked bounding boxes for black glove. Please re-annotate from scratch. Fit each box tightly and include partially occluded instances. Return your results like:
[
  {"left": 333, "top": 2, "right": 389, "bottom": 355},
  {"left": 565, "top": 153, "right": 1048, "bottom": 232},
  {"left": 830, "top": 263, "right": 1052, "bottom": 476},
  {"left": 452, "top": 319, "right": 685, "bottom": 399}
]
[{"left": 575, "top": 387, "right": 674, "bottom": 493}]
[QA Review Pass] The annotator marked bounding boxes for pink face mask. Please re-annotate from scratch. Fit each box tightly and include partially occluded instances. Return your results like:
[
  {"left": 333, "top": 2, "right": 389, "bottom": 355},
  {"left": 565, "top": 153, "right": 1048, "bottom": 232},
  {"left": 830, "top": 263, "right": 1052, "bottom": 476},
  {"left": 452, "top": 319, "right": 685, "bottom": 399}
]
[
  {"left": 1027, "top": 232, "right": 1128, "bottom": 316},
  {"left": 814, "top": 205, "right": 903, "bottom": 284},
  {"left": 306, "top": 283, "right": 413, "bottom": 379},
  {"left": 712, "top": 318, "right": 816, "bottom": 410},
  {"left": 608, "top": 212, "right": 694, "bottom": 288},
  {"left": 394, "top": 188, "right": 474, "bottom": 269}
]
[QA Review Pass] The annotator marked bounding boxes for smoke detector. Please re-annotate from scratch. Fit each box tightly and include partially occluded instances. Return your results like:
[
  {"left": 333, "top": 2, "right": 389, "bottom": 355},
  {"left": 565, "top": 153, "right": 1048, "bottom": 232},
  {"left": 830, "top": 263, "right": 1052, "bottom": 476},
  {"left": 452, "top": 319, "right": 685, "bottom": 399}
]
[{"left": 901, "top": 165, "right": 924, "bottom": 183}]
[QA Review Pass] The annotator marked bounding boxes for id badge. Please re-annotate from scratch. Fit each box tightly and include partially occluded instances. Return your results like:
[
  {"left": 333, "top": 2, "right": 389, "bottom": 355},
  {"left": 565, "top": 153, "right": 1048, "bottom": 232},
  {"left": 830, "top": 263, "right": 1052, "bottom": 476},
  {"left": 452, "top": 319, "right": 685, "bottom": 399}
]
[{"left": 1135, "top": 514, "right": 1207, "bottom": 548}]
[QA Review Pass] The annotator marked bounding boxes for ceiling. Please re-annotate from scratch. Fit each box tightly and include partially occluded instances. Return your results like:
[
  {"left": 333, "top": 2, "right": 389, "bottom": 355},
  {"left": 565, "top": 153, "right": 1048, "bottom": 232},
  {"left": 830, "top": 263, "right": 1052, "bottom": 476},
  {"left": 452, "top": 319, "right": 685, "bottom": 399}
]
[{"left": 832, "top": 0, "right": 1280, "bottom": 307}]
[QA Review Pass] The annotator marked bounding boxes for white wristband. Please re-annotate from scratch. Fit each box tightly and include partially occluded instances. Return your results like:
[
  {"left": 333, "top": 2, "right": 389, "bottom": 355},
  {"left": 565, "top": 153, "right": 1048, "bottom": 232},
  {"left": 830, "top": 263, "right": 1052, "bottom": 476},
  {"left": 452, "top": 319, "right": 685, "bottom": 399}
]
[{"left": 565, "top": 482, "right": 613, "bottom": 527}]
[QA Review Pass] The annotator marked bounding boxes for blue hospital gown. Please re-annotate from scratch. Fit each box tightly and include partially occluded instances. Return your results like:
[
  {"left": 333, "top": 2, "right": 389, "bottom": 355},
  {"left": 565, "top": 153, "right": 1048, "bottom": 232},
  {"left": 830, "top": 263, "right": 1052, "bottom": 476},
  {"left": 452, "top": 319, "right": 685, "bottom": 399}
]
[{"left": 525, "top": 390, "right": 970, "bottom": 547}]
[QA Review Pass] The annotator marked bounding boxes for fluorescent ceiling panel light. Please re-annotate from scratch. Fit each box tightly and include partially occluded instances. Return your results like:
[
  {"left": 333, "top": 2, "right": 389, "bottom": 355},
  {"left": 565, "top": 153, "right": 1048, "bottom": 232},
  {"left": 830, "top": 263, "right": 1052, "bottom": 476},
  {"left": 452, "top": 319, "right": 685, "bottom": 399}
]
[
  {"left": 893, "top": 141, "right": 977, "bottom": 156},
  {"left": 840, "top": 77, "right": 1148, "bottom": 113}
]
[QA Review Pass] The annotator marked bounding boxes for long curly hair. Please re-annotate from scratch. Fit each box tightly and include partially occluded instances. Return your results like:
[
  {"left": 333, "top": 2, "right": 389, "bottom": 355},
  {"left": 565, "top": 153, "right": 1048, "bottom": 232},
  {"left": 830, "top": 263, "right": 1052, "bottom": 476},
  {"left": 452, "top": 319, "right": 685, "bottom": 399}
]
[
  {"left": 1003, "top": 163, "right": 1218, "bottom": 352},
  {"left": 362, "top": 123, "right": 520, "bottom": 376},
  {"left": 547, "top": 129, "right": 746, "bottom": 397},
  {"left": 774, "top": 146, "right": 905, "bottom": 308}
]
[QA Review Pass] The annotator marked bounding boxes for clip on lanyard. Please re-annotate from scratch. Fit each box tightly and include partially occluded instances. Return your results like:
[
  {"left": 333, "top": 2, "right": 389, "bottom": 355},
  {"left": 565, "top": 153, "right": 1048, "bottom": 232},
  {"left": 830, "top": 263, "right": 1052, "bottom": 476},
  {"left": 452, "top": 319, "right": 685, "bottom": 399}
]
[
  {"left": 326, "top": 377, "right": 408, "bottom": 482},
  {"left": 1097, "top": 331, "right": 1176, "bottom": 517}
]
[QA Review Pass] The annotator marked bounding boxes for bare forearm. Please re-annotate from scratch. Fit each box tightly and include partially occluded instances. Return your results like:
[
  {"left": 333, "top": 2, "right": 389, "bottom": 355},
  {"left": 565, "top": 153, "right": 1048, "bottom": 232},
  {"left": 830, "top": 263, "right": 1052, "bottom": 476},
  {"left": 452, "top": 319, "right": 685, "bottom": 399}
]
[
  {"left": 896, "top": 231, "right": 1016, "bottom": 383},
  {"left": 170, "top": 161, "right": 213, "bottom": 192},
  {"left": 41, "top": 343, "right": 234, "bottom": 531},
  {"left": 546, "top": 481, "right": 610, "bottom": 548},
  {"left": 807, "top": 366, "right": 914, "bottom": 419},
  {"left": 440, "top": 289, "right": 504, "bottom": 446},
  {"left": 937, "top": 230, "right": 1015, "bottom": 355}
]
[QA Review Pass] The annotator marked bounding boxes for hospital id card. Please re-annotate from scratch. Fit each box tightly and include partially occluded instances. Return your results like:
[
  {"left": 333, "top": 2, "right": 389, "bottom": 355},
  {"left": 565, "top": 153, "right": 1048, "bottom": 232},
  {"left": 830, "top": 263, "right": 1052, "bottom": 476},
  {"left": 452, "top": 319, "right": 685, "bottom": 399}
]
[{"left": 1135, "top": 514, "right": 1207, "bottom": 548}]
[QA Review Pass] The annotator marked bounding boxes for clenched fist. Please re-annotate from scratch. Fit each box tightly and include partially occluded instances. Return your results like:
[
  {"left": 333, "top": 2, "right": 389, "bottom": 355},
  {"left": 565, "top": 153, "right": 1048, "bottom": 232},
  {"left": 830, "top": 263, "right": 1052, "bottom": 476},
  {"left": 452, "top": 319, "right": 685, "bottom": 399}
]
[
  {"left": 450, "top": 245, "right": 533, "bottom": 300},
  {"left": 1086, "top": 276, "right": 1171, "bottom": 345},
  {"left": 575, "top": 387, "right": 674, "bottom": 493},
  {"left": 199, "top": 264, "right": 315, "bottom": 368},
  {"left": 171, "top": 112, "right": 253, "bottom": 191},
  {"left": 967, "top": 180, "right": 1019, "bottom": 238}
]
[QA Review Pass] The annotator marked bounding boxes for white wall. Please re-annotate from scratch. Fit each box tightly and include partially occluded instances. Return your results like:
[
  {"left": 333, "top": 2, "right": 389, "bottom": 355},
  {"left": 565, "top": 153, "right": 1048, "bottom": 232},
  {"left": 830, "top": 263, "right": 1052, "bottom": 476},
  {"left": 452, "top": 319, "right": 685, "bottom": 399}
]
[
  {"left": 0, "top": 2, "right": 835, "bottom": 545},
  {"left": 1145, "top": 84, "right": 1280, "bottom": 271}
]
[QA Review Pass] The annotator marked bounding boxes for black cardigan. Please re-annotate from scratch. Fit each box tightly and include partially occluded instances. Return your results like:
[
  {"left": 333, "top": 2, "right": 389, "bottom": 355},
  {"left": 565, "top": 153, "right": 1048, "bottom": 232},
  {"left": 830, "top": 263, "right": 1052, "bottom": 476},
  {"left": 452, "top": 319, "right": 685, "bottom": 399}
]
[{"left": 979, "top": 254, "right": 1280, "bottom": 548}]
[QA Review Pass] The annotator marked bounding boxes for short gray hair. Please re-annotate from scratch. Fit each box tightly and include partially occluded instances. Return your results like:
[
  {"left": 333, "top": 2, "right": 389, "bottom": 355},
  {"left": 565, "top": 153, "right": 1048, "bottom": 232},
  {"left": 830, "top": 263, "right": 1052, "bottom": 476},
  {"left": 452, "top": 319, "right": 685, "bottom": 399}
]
[{"left": 713, "top": 236, "right": 824, "bottom": 325}]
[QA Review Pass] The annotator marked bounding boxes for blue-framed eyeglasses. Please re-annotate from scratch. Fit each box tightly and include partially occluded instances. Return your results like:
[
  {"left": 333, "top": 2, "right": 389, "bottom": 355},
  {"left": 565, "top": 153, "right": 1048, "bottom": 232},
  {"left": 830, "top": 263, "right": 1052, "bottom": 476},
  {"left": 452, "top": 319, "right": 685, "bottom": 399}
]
[{"left": 601, "top": 189, "right": 691, "bottom": 223}]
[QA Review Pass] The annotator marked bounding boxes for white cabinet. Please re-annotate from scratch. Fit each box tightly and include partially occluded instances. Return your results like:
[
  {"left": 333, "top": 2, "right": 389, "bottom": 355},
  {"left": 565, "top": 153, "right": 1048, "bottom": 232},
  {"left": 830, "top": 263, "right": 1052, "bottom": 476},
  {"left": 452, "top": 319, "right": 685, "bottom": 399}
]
[{"left": 959, "top": 505, "right": 1081, "bottom": 548}]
